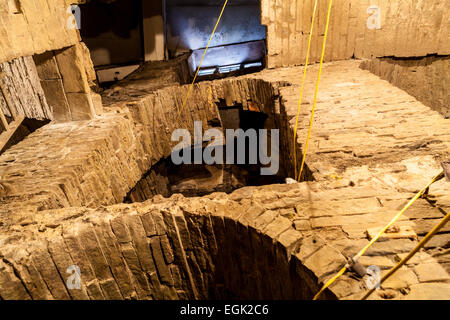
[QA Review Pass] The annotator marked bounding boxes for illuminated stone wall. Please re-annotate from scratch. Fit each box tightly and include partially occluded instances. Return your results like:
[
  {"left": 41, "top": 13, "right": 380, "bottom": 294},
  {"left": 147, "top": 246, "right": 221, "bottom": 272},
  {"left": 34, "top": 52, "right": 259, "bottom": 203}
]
[{"left": 261, "top": 0, "right": 450, "bottom": 68}]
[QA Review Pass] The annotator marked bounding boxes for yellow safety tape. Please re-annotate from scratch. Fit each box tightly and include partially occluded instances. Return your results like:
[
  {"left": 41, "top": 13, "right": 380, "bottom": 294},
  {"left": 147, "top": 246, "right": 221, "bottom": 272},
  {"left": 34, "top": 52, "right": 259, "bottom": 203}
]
[
  {"left": 297, "top": 0, "right": 333, "bottom": 182},
  {"left": 293, "top": 0, "right": 318, "bottom": 181},
  {"left": 362, "top": 210, "right": 450, "bottom": 300},
  {"left": 313, "top": 170, "right": 445, "bottom": 300},
  {"left": 176, "top": 0, "right": 229, "bottom": 123}
]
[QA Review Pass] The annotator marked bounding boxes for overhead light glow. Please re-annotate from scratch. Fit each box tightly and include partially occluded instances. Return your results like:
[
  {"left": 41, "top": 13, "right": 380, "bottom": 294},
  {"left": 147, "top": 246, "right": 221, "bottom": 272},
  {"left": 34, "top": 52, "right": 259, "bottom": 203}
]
[
  {"left": 219, "top": 64, "right": 241, "bottom": 74},
  {"left": 189, "top": 40, "right": 266, "bottom": 74},
  {"left": 198, "top": 68, "right": 216, "bottom": 76}
]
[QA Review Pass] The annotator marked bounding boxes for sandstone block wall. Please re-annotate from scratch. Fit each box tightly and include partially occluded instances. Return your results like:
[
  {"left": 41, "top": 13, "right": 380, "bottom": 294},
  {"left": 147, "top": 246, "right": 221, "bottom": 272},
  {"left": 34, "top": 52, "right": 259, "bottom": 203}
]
[
  {"left": 2, "top": 1, "right": 448, "bottom": 71},
  {"left": 0, "top": 60, "right": 449, "bottom": 300},
  {"left": 0, "top": 77, "right": 297, "bottom": 213},
  {"left": 0, "top": 0, "right": 80, "bottom": 64},
  {"left": 34, "top": 43, "right": 101, "bottom": 121},
  {"left": 124, "top": 77, "right": 301, "bottom": 201},
  {"left": 261, "top": 0, "right": 450, "bottom": 68},
  {"left": 248, "top": 60, "right": 450, "bottom": 215},
  {"left": 0, "top": 1, "right": 101, "bottom": 121},
  {"left": 0, "top": 187, "right": 328, "bottom": 300},
  {"left": 0, "top": 42, "right": 101, "bottom": 122},
  {"left": 1, "top": 182, "right": 448, "bottom": 300},
  {"left": 361, "top": 56, "right": 450, "bottom": 118}
]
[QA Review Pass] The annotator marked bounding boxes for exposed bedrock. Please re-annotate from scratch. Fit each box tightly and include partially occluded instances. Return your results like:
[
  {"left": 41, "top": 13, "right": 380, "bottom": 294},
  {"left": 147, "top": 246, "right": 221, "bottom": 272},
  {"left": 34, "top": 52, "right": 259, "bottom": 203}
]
[
  {"left": 0, "top": 61, "right": 449, "bottom": 301},
  {"left": 1, "top": 182, "right": 449, "bottom": 300},
  {"left": 361, "top": 55, "right": 450, "bottom": 118},
  {"left": 0, "top": 77, "right": 301, "bottom": 212}
]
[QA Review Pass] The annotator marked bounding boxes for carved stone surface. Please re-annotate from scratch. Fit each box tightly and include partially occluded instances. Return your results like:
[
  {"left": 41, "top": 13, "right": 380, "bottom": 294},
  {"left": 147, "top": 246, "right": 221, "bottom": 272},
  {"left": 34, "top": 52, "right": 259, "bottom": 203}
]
[
  {"left": 0, "top": 56, "right": 52, "bottom": 121},
  {"left": 0, "top": 60, "right": 448, "bottom": 300}
]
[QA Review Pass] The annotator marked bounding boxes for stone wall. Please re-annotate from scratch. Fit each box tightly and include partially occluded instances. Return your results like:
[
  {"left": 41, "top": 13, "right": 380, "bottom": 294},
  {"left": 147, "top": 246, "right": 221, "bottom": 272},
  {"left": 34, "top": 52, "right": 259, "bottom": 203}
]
[
  {"left": 0, "top": 1, "right": 101, "bottom": 121},
  {"left": 261, "top": 0, "right": 450, "bottom": 68},
  {"left": 0, "top": 0, "right": 80, "bottom": 64},
  {"left": 101, "top": 54, "right": 191, "bottom": 107},
  {"left": 3, "top": 1, "right": 448, "bottom": 71},
  {"left": 0, "top": 43, "right": 101, "bottom": 122},
  {"left": 1, "top": 182, "right": 448, "bottom": 300},
  {"left": 34, "top": 43, "right": 102, "bottom": 121},
  {"left": 0, "top": 77, "right": 297, "bottom": 212},
  {"left": 0, "top": 60, "right": 449, "bottom": 300},
  {"left": 125, "top": 77, "right": 301, "bottom": 201},
  {"left": 361, "top": 55, "right": 450, "bottom": 118},
  {"left": 0, "top": 186, "right": 329, "bottom": 300}
]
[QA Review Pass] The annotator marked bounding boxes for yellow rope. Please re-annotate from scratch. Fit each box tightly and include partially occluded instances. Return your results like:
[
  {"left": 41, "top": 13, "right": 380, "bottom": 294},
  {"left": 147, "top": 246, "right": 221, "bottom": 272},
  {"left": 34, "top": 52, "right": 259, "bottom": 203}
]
[
  {"left": 293, "top": 0, "right": 318, "bottom": 181},
  {"left": 312, "top": 170, "right": 444, "bottom": 300},
  {"left": 297, "top": 0, "right": 333, "bottom": 182},
  {"left": 356, "top": 170, "right": 444, "bottom": 259},
  {"left": 176, "top": 0, "right": 229, "bottom": 123},
  {"left": 362, "top": 210, "right": 450, "bottom": 300}
]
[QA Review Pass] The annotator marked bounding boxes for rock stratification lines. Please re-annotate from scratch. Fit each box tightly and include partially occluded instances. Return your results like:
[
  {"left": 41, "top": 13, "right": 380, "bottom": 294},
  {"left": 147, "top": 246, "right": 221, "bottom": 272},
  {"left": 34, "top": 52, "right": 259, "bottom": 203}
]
[{"left": 0, "top": 60, "right": 449, "bottom": 300}]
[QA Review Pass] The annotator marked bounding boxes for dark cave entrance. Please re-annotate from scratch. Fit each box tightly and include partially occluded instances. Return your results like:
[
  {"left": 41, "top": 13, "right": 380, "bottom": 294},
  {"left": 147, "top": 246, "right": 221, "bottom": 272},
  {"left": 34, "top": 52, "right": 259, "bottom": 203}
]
[{"left": 125, "top": 101, "right": 286, "bottom": 202}]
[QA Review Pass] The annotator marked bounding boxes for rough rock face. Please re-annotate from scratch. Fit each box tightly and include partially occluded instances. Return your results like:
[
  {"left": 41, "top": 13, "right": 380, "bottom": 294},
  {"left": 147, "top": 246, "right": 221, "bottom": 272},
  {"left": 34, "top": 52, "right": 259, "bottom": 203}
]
[
  {"left": 101, "top": 54, "right": 191, "bottom": 107},
  {"left": 0, "top": 77, "right": 295, "bottom": 212},
  {"left": 248, "top": 61, "right": 449, "bottom": 213},
  {"left": 261, "top": 0, "right": 450, "bottom": 68},
  {"left": 0, "top": 42, "right": 101, "bottom": 122},
  {"left": 0, "top": 60, "right": 449, "bottom": 300},
  {"left": 33, "top": 43, "right": 101, "bottom": 121},
  {"left": 2, "top": 0, "right": 448, "bottom": 69},
  {"left": 0, "top": 0, "right": 80, "bottom": 63},
  {"left": 361, "top": 55, "right": 450, "bottom": 118},
  {"left": 0, "top": 182, "right": 449, "bottom": 300}
]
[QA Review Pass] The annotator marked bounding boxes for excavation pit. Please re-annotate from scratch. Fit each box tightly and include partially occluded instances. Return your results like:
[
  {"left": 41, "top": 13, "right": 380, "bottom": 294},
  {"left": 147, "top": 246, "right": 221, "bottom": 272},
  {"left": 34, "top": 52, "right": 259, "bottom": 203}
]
[{"left": 124, "top": 79, "right": 313, "bottom": 202}]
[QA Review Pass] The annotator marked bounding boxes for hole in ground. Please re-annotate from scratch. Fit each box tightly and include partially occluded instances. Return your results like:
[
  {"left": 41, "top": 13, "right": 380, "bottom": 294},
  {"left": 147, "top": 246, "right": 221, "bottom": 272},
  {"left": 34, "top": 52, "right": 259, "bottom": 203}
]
[{"left": 125, "top": 80, "right": 314, "bottom": 202}]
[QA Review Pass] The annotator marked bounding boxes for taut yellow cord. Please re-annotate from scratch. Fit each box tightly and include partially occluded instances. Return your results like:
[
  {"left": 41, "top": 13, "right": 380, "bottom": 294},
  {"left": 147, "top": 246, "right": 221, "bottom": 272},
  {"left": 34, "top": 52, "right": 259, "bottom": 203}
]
[
  {"left": 297, "top": 0, "right": 333, "bottom": 182},
  {"left": 356, "top": 170, "right": 444, "bottom": 259},
  {"left": 362, "top": 210, "right": 450, "bottom": 300},
  {"left": 176, "top": 0, "right": 229, "bottom": 123},
  {"left": 313, "top": 170, "right": 444, "bottom": 300},
  {"left": 293, "top": 0, "right": 318, "bottom": 181}
]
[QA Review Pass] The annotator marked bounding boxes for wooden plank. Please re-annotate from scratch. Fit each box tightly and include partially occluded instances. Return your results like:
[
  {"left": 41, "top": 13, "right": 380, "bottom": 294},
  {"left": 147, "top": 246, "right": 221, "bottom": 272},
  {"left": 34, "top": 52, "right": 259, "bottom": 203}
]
[
  {"left": 0, "top": 71, "right": 11, "bottom": 130},
  {"left": 0, "top": 110, "right": 8, "bottom": 131},
  {"left": 0, "top": 115, "right": 25, "bottom": 154}
]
